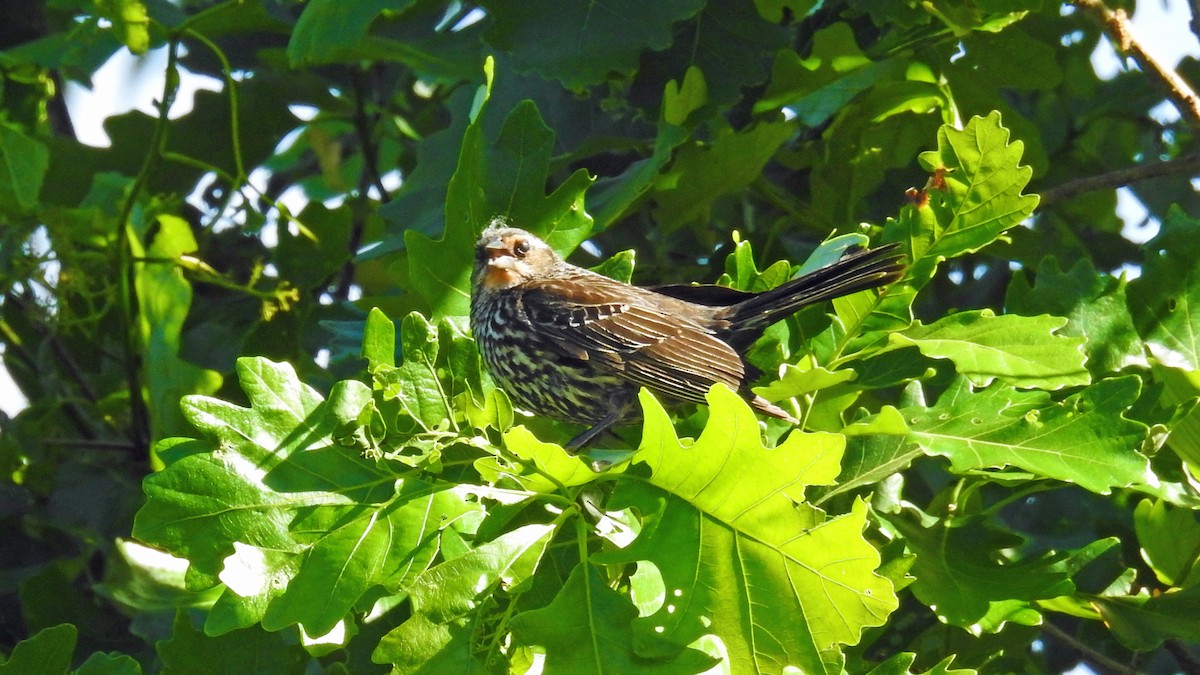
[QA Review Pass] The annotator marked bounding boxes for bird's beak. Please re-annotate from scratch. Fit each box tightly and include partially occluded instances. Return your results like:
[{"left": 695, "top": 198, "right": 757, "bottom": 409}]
[{"left": 483, "top": 236, "right": 517, "bottom": 269}]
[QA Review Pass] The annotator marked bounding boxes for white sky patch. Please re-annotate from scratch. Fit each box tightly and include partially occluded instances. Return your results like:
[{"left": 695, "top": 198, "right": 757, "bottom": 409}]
[{"left": 65, "top": 46, "right": 223, "bottom": 148}]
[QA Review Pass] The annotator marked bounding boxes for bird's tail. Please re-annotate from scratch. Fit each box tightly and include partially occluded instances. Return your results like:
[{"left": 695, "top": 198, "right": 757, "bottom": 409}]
[{"left": 722, "top": 243, "right": 905, "bottom": 334}]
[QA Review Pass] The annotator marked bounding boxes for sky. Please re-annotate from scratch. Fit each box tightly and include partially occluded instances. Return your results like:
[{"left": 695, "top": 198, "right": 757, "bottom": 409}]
[{"left": 1, "top": 2, "right": 1199, "bottom": 417}]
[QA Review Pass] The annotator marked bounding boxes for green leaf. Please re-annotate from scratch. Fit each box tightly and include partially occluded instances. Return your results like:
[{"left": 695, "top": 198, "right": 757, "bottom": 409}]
[
  {"left": 862, "top": 652, "right": 975, "bottom": 675},
  {"left": 753, "top": 361, "right": 857, "bottom": 401},
  {"left": 260, "top": 479, "right": 477, "bottom": 635},
  {"left": 1092, "top": 585, "right": 1200, "bottom": 651},
  {"left": 0, "top": 121, "right": 49, "bottom": 212},
  {"left": 1133, "top": 499, "right": 1200, "bottom": 588},
  {"left": 133, "top": 358, "right": 480, "bottom": 635},
  {"left": 96, "top": 0, "right": 150, "bottom": 54},
  {"left": 274, "top": 202, "right": 352, "bottom": 291},
  {"left": 886, "top": 111, "right": 1038, "bottom": 292},
  {"left": 817, "top": 407, "right": 921, "bottom": 505},
  {"left": 288, "top": 0, "right": 417, "bottom": 66},
  {"left": 0, "top": 624, "right": 75, "bottom": 674},
  {"left": 755, "top": 24, "right": 901, "bottom": 125},
  {"left": 916, "top": 110, "right": 1039, "bottom": 257},
  {"left": 1156, "top": 365, "right": 1200, "bottom": 468},
  {"left": 1128, "top": 207, "right": 1200, "bottom": 371},
  {"left": 480, "top": 0, "right": 705, "bottom": 90},
  {"left": 509, "top": 563, "right": 716, "bottom": 673},
  {"left": 589, "top": 249, "right": 637, "bottom": 283},
  {"left": 157, "top": 612, "right": 308, "bottom": 674},
  {"left": 1006, "top": 257, "right": 1149, "bottom": 374},
  {"left": 663, "top": 66, "right": 707, "bottom": 127},
  {"left": 631, "top": 0, "right": 789, "bottom": 109},
  {"left": 888, "top": 310, "right": 1090, "bottom": 389},
  {"left": 406, "top": 62, "right": 594, "bottom": 318},
  {"left": 374, "top": 523, "right": 555, "bottom": 669},
  {"left": 134, "top": 358, "right": 327, "bottom": 585},
  {"left": 370, "top": 613, "right": 486, "bottom": 674},
  {"left": 134, "top": 215, "right": 223, "bottom": 443},
  {"left": 599, "top": 386, "right": 897, "bottom": 673},
  {"left": 903, "top": 376, "right": 1151, "bottom": 494},
  {"left": 653, "top": 120, "right": 793, "bottom": 229},
  {"left": 886, "top": 506, "right": 1083, "bottom": 633},
  {"left": 474, "top": 426, "right": 602, "bottom": 493},
  {"left": 75, "top": 651, "right": 143, "bottom": 675},
  {"left": 376, "top": 312, "right": 452, "bottom": 431},
  {"left": 362, "top": 307, "right": 397, "bottom": 369}
]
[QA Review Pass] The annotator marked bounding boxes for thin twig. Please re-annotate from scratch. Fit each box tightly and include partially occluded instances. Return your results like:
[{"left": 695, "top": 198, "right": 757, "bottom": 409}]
[
  {"left": 114, "top": 38, "right": 185, "bottom": 456},
  {"left": 0, "top": 299, "right": 98, "bottom": 441},
  {"left": 44, "top": 439, "right": 139, "bottom": 452},
  {"left": 1165, "top": 639, "right": 1200, "bottom": 675},
  {"left": 1041, "top": 621, "right": 1140, "bottom": 675},
  {"left": 1073, "top": 0, "right": 1200, "bottom": 126},
  {"left": 1038, "top": 151, "right": 1200, "bottom": 207},
  {"left": 335, "top": 67, "right": 389, "bottom": 300},
  {"left": 351, "top": 67, "right": 391, "bottom": 203}
]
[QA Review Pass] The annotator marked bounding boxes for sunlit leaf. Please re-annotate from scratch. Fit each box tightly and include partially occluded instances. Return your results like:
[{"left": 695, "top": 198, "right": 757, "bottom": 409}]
[
  {"left": 598, "top": 386, "right": 897, "bottom": 673},
  {"left": 903, "top": 376, "right": 1152, "bottom": 494},
  {"left": 888, "top": 310, "right": 1089, "bottom": 389}
]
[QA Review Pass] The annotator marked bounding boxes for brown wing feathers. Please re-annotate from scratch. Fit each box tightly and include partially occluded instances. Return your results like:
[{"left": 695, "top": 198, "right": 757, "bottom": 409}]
[
  {"left": 521, "top": 279, "right": 746, "bottom": 404},
  {"left": 512, "top": 244, "right": 902, "bottom": 421}
]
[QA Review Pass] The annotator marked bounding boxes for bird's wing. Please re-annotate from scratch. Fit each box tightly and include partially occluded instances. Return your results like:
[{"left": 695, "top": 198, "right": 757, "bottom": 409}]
[{"left": 518, "top": 277, "right": 745, "bottom": 404}]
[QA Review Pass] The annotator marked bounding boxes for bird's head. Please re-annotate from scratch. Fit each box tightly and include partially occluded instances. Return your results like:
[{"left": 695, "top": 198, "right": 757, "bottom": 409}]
[{"left": 472, "top": 221, "right": 561, "bottom": 292}]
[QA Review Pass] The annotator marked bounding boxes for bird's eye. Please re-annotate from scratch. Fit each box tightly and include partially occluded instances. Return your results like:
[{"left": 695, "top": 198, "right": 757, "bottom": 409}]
[{"left": 513, "top": 239, "right": 531, "bottom": 258}]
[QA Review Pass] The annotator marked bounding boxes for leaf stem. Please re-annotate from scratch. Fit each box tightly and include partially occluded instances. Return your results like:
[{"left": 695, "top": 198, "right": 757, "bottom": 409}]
[{"left": 114, "top": 32, "right": 184, "bottom": 456}]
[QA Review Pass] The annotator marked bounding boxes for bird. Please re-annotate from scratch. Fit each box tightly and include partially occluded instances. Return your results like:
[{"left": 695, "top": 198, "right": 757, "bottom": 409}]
[{"left": 470, "top": 219, "right": 905, "bottom": 450}]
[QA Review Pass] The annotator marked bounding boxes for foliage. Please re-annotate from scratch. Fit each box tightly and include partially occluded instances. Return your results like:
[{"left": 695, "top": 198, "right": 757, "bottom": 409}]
[{"left": 2, "top": 0, "right": 1200, "bottom": 673}]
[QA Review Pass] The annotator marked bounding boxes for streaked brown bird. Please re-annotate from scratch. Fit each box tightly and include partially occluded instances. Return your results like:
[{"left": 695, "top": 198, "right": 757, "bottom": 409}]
[{"left": 470, "top": 220, "right": 905, "bottom": 449}]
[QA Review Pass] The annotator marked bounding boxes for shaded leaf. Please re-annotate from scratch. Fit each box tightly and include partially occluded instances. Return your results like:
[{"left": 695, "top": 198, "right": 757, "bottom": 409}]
[
  {"left": 134, "top": 215, "right": 223, "bottom": 443},
  {"left": 374, "top": 524, "right": 555, "bottom": 668},
  {"left": 886, "top": 506, "right": 1105, "bottom": 633},
  {"left": 1006, "top": 257, "right": 1149, "bottom": 373},
  {"left": 755, "top": 24, "right": 902, "bottom": 125},
  {"left": 157, "top": 612, "right": 307, "bottom": 675},
  {"left": 1128, "top": 207, "right": 1200, "bottom": 371},
  {"left": 1092, "top": 585, "right": 1200, "bottom": 651},
  {"left": 632, "top": 0, "right": 789, "bottom": 110},
  {"left": 481, "top": 0, "right": 705, "bottom": 90},
  {"left": 510, "top": 563, "right": 715, "bottom": 673},
  {"left": 0, "top": 624, "right": 76, "bottom": 675},
  {"left": 0, "top": 121, "right": 49, "bottom": 212},
  {"left": 288, "top": 0, "right": 417, "bottom": 66},
  {"left": 653, "top": 120, "right": 792, "bottom": 230}
]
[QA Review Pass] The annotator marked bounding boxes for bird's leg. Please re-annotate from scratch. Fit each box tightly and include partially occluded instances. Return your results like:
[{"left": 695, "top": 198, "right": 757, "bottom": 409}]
[
  {"left": 565, "top": 393, "right": 635, "bottom": 452},
  {"left": 565, "top": 410, "right": 624, "bottom": 451}
]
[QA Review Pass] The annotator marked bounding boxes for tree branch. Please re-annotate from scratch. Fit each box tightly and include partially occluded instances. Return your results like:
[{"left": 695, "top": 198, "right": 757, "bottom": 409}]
[
  {"left": 1165, "top": 639, "right": 1200, "bottom": 675},
  {"left": 1073, "top": 0, "right": 1200, "bottom": 126},
  {"left": 1038, "top": 151, "right": 1200, "bottom": 208},
  {"left": 1042, "top": 621, "right": 1140, "bottom": 675}
]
